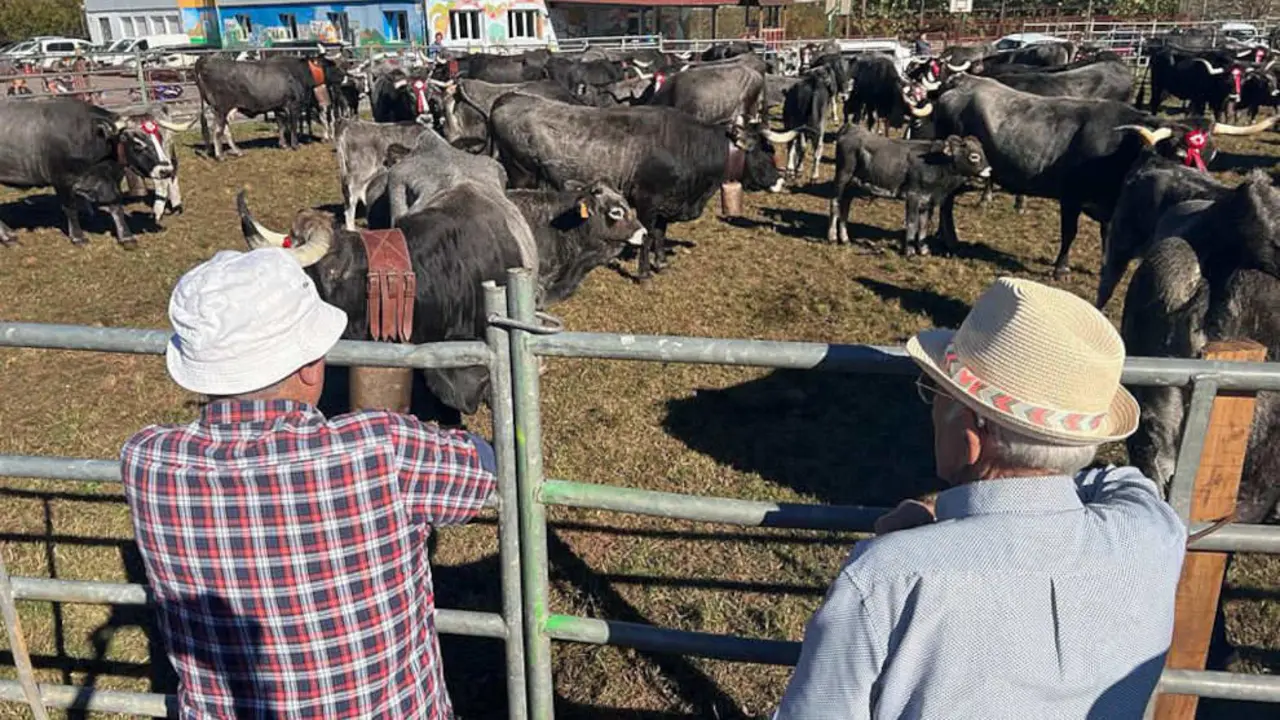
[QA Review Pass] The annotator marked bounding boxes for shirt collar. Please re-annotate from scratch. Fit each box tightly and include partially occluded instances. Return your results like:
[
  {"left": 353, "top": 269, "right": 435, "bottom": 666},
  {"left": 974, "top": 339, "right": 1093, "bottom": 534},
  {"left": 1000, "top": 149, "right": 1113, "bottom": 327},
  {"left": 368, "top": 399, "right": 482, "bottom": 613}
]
[
  {"left": 935, "top": 475, "right": 1083, "bottom": 521},
  {"left": 200, "top": 398, "right": 323, "bottom": 426}
]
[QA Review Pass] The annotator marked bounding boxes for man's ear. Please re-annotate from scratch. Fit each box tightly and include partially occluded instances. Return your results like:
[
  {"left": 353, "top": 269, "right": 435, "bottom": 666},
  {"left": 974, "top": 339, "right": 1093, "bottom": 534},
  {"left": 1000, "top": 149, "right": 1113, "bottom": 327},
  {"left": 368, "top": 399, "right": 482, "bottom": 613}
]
[
  {"left": 298, "top": 357, "right": 326, "bottom": 388},
  {"left": 964, "top": 409, "right": 985, "bottom": 467}
]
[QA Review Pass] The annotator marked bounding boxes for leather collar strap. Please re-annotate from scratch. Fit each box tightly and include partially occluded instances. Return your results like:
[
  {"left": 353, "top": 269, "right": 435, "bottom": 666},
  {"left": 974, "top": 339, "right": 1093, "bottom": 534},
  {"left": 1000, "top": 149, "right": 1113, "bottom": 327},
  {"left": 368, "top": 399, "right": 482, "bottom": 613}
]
[
  {"left": 358, "top": 229, "right": 416, "bottom": 343},
  {"left": 724, "top": 142, "right": 746, "bottom": 183},
  {"left": 308, "top": 59, "right": 326, "bottom": 86}
]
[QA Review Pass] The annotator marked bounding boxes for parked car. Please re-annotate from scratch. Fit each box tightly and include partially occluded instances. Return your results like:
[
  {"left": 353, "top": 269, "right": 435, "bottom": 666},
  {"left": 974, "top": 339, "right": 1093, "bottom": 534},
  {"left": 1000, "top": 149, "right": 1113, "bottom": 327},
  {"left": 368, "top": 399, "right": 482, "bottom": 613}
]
[
  {"left": 99, "top": 34, "right": 193, "bottom": 67},
  {"left": 836, "top": 38, "right": 913, "bottom": 75},
  {"left": 1221, "top": 21, "right": 1269, "bottom": 49},
  {"left": 992, "top": 32, "right": 1070, "bottom": 52},
  {"left": 2, "top": 37, "right": 94, "bottom": 69}
]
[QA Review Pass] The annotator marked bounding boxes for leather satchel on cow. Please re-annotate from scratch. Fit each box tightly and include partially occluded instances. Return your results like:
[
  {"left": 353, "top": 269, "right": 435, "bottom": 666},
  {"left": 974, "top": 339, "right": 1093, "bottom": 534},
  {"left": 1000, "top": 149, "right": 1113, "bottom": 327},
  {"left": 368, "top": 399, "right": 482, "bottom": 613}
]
[{"left": 359, "top": 229, "right": 416, "bottom": 343}]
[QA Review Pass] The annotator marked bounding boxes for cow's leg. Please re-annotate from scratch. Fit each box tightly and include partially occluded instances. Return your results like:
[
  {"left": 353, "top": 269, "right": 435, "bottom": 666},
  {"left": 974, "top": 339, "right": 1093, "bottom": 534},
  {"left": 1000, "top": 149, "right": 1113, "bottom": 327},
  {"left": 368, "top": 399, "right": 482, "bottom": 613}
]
[
  {"left": 1014, "top": 194, "right": 1026, "bottom": 214},
  {"left": 651, "top": 218, "right": 670, "bottom": 272},
  {"left": 938, "top": 190, "right": 961, "bottom": 252},
  {"left": 787, "top": 139, "right": 799, "bottom": 178},
  {"left": 343, "top": 181, "right": 359, "bottom": 231},
  {"left": 0, "top": 216, "right": 17, "bottom": 246},
  {"left": 103, "top": 202, "right": 135, "bottom": 248},
  {"left": 902, "top": 196, "right": 919, "bottom": 256},
  {"left": 980, "top": 177, "right": 994, "bottom": 207},
  {"left": 168, "top": 175, "right": 183, "bottom": 215},
  {"left": 1052, "top": 198, "right": 1083, "bottom": 279},
  {"left": 811, "top": 122, "right": 826, "bottom": 183},
  {"left": 57, "top": 187, "right": 90, "bottom": 246},
  {"left": 223, "top": 112, "right": 243, "bottom": 157}
]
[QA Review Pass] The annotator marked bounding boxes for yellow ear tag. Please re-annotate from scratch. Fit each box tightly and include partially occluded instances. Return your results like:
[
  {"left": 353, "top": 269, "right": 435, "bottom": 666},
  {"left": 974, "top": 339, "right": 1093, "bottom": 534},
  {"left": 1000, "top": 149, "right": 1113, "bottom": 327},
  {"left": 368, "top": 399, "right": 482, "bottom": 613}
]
[{"left": 579, "top": 201, "right": 590, "bottom": 219}]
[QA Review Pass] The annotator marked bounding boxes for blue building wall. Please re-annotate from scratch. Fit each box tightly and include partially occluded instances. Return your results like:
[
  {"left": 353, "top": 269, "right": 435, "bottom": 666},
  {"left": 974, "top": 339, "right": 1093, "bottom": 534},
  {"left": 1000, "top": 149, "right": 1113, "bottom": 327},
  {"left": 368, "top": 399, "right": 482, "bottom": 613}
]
[{"left": 202, "top": 2, "right": 426, "bottom": 47}]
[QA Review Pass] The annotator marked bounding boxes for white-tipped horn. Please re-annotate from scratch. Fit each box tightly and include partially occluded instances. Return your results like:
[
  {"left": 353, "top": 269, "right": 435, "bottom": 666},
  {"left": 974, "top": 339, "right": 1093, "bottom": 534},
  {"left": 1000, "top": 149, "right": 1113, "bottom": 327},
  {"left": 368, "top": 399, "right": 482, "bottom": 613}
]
[
  {"left": 236, "top": 190, "right": 291, "bottom": 249},
  {"left": 1193, "top": 58, "right": 1225, "bottom": 75},
  {"left": 910, "top": 102, "right": 934, "bottom": 118},
  {"left": 1213, "top": 114, "right": 1280, "bottom": 135},
  {"left": 761, "top": 127, "right": 799, "bottom": 143},
  {"left": 631, "top": 58, "right": 652, "bottom": 68},
  {"left": 427, "top": 78, "right": 451, "bottom": 88},
  {"left": 946, "top": 60, "right": 972, "bottom": 72},
  {"left": 156, "top": 116, "right": 197, "bottom": 132},
  {"left": 922, "top": 77, "right": 940, "bottom": 92},
  {"left": 1115, "top": 124, "right": 1173, "bottom": 146},
  {"left": 393, "top": 78, "right": 408, "bottom": 89},
  {"left": 288, "top": 229, "right": 332, "bottom": 267}
]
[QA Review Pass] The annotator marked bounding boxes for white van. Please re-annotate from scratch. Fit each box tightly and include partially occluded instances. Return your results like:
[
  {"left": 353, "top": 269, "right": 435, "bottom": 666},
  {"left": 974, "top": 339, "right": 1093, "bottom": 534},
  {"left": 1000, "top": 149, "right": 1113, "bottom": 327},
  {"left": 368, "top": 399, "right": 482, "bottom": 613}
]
[
  {"left": 99, "top": 34, "right": 192, "bottom": 66},
  {"left": 2, "top": 37, "right": 95, "bottom": 69}
]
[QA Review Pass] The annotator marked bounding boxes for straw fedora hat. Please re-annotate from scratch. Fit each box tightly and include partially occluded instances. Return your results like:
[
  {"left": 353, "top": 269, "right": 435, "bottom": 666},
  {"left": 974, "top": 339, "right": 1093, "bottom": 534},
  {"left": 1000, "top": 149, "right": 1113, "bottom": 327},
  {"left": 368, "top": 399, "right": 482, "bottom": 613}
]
[{"left": 905, "top": 277, "right": 1138, "bottom": 445}]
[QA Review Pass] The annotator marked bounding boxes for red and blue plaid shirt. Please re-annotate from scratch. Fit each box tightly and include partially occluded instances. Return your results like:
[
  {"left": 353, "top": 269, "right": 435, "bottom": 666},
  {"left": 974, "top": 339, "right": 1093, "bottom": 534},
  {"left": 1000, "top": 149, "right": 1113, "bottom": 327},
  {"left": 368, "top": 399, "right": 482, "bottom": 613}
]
[{"left": 120, "top": 399, "right": 496, "bottom": 719}]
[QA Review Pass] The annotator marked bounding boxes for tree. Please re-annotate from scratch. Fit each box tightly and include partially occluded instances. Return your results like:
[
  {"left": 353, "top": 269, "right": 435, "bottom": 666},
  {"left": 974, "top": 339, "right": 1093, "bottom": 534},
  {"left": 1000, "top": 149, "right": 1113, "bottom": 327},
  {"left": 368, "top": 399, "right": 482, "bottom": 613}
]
[{"left": 0, "top": 0, "right": 85, "bottom": 43}]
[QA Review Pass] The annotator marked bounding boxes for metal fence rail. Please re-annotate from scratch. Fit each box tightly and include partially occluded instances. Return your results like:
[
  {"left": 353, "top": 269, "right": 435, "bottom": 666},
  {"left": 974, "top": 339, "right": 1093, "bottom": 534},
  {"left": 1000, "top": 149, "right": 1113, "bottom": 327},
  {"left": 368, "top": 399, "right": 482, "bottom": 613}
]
[
  {"left": 0, "top": 285, "right": 528, "bottom": 720},
  {"left": 494, "top": 268, "right": 1280, "bottom": 717}
]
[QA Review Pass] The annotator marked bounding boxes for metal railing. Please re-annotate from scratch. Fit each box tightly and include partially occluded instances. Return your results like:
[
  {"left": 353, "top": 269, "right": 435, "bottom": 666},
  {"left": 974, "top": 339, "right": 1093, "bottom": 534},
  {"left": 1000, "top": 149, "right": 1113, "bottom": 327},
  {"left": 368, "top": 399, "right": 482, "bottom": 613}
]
[
  {"left": 2, "top": 269, "right": 1280, "bottom": 717},
  {"left": 0, "top": 283, "right": 528, "bottom": 720},
  {"left": 493, "top": 269, "right": 1280, "bottom": 718}
]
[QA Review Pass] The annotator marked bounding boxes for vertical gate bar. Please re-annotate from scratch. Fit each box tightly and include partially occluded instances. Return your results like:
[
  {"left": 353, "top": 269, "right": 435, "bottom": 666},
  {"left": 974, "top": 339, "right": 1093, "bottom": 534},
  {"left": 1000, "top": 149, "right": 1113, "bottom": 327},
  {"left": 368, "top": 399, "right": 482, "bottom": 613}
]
[
  {"left": 0, "top": 549, "right": 51, "bottom": 720},
  {"left": 506, "top": 269, "right": 555, "bottom": 720},
  {"left": 1167, "top": 376, "right": 1219, "bottom": 525},
  {"left": 484, "top": 282, "right": 528, "bottom": 720},
  {"left": 134, "top": 48, "right": 147, "bottom": 105}
]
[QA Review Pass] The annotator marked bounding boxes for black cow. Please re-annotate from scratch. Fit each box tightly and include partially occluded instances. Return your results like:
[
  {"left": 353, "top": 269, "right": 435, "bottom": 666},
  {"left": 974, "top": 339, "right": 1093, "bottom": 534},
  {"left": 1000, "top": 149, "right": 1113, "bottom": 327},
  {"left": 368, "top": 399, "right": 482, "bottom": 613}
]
[
  {"left": 1120, "top": 170, "right": 1279, "bottom": 525},
  {"left": 489, "top": 93, "right": 788, "bottom": 279},
  {"left": 845, "top": 54, "right": 932, "bottom": 133},
  {"left": 827, "top": 128, "right": 991, "bottom": 255},
  {"left": 928, "top": 75, "right": 1271, "bottom": 277},
  {"left": 779, "top": 65, "right": 839, "bottom": 183},
  {"left": 194, "top": 56, "right": 309, "bottom": 159},
  {"left": 0, "top": 98, "right": 185, "bottom": 245},
  {"left": 983, "top": 58, "right": 1133, "bottom": 103},
  {"left": 1236, "top": 62, "right": 1280, "bottom": 120},
  {"left": 438, "top": 78, "right": 579, "bottom": 148},
  {"left": 1097, "top": 150, "right": 1229, "bottom": 309},
  {"left": 264, "top": 54, "right": 345, "bottom": 141},
  {"left": 236, "top": 180, "right": 644, "bottom": 417},
  {"left": 1143, "top": 48, "right": 1246, "bottom": 119},
  {"left": 545, "top": 56, "right": 625, "bottom": 95},
  {"left": 702, "top": 42, "right": 756, "bottom": 61},
  {"left": 449, "top": 50, "right": 548, "bottom": 84},
  {"left": 983, "top": 42, "right": 1074, "bottom": 68},
  {"left": 371, "top": 68, "right": 439, "bottom": 124}
]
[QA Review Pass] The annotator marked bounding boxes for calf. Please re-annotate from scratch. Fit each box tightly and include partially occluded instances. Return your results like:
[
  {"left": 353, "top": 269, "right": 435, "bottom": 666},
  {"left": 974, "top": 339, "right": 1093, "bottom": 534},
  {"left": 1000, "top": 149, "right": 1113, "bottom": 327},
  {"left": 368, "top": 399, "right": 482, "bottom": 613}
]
[
  {"left": 828, "top": 127, "right": 991, "bottom": 255},
  {"left": 780, "top": 65, "right": 839, "bottom": 182},
  {"left": 335, "top": 119, "right": 429, "bottom": 230}
]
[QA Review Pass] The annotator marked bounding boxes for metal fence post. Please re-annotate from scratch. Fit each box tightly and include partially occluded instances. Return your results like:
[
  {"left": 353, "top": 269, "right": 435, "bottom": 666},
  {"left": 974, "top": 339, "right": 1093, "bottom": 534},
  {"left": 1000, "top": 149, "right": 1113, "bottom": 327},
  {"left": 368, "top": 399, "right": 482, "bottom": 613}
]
[
  {"left": 0, "top": 549, "right": 51, "bottom": 720},
  {"left": 134, "top": 48, "right": 147, "bottom": 104},
  {"left": 484, "top": 281, "right": 529, "bottom": 720},
  {"left": 505, "top": 269, "right": 555, "bottom": 720}
]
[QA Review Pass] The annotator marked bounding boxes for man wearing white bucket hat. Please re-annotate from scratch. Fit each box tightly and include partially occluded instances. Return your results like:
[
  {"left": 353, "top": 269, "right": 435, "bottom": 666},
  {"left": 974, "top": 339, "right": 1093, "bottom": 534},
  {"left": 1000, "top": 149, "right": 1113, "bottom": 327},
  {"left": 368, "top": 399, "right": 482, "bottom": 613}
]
[
  {"left": 776, "top": 277, "right": 1188, "bottom": 719},
  {"left": 120, "top": 249, "right": 496, "bottom": 718}
]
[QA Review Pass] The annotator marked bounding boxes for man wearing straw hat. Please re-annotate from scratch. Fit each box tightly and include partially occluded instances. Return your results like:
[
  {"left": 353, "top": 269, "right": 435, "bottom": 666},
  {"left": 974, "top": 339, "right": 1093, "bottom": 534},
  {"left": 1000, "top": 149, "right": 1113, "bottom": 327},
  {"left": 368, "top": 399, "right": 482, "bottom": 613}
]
[
  {"left": 120, "top": 249, "right": 496, "bottom": 718},
  {"left": 775, "top": 277, "right": 1188, "bottom": 719}
]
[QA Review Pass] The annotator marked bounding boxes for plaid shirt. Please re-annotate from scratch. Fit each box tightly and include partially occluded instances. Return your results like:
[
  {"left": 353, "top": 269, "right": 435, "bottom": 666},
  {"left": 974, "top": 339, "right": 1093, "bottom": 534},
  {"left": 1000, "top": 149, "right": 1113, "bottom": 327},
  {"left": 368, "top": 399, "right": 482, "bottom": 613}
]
[{"left": 120, "top": 399, "right": 496, "bottom": 719}]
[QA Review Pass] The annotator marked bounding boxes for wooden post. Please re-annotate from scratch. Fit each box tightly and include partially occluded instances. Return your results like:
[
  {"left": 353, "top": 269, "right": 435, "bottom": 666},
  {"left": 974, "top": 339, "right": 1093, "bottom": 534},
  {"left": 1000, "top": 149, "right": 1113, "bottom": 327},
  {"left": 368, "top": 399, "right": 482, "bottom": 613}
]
[
  {"left": 1153, "top": 340, "right": 1268, "bottom": 720},
  {"left": 711, "top": 6, "right": 718, "bottom": 39}
]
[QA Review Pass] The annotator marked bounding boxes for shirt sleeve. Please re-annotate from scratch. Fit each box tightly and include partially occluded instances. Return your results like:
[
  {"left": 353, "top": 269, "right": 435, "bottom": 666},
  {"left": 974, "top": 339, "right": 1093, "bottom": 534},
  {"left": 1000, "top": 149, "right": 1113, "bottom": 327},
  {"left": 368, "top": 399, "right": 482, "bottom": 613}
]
[
  {"left": 1075, "top": 465, "right": 1187, "bottom": 539},
  {"left": 388, "top": 415, "right": 497, "bottom": 527},
  {"left": 774, "top": 571, "right": 884, "bottom": 720}
]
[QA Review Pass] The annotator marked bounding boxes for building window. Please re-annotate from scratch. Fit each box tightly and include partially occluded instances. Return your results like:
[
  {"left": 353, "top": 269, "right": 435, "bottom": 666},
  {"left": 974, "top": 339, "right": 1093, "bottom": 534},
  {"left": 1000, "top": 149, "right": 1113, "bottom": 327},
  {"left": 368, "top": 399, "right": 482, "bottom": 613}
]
[
  {"left": 98, "top": 17, "right": 113, "bottom": 42},
  {"left": 328, "top": 12, "right": 350, "bottom": 42},
  {"left": 383, "top": 11, "right": 409, "bottom": 42},
  {"left": 763, "top": 6, "right": 781, "bottom": 28},
  {"left": 121, "top": 17, "right": 135, "bottom": 37},
  {"left": 134, "top": 16, "right": 149, "bottom": 34},
  {"left": 166, "top": 15, "right": 181, "bottom": 34},
  {"left": 235, "top": 14, "right": 253, "bottom": 34},
  {"left": 508, "top": 10, "right": 538, "bottom": 39},
  {"left": 449, "top": 10, "right": 481, "bottom": 41},
  {"left": 279, "top": 13, "right": 298, "bottom": 39}
]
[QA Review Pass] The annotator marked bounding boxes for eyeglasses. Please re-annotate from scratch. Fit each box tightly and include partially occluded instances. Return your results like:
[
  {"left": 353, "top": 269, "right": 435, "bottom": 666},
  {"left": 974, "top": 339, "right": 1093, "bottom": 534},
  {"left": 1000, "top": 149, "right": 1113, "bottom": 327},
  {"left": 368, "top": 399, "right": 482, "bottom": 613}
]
[{"left": 915, "top": 374, "right": 943, "bottom": 405}]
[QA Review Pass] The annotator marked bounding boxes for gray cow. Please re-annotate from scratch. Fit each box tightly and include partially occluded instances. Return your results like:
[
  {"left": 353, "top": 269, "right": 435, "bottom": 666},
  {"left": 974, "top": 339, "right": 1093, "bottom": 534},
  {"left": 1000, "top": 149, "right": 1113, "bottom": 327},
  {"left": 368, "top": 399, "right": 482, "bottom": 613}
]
[
  {"left": 1120, "top": 170, "right": 1279, "bottom": 525},
  {"left": 648, "top": 55, "right": 766, "bottom": 126},
  {"left": 439, "top": 78, "right": 580, "bottom": 148},
  {"left": 335, "top": 119, "right": 428, "bottom": 230}
]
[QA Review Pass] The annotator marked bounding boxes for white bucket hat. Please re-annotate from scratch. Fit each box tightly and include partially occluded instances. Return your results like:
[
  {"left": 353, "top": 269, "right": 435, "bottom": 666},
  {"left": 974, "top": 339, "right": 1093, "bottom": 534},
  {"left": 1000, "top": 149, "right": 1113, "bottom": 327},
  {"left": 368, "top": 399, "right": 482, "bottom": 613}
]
[
  {"left": 165, "top": 248, "right": 348, "bottom": 396},
  {"left": 905, "top": 276, "right": 1139, "bottom": 445}
]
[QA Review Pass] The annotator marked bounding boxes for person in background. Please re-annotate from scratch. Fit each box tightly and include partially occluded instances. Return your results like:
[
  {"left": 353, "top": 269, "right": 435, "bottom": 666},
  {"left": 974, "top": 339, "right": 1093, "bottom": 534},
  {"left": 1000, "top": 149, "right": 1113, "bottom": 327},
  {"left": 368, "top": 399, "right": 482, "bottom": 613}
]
[
  {"left": 427, "top": 31, "right": 447, "bottom": 62},
  {"left": 914, "top": 32, "right": 932, "bottom": 57},
  {"left": 121, "top": 248, "right": 496, "bottom": 718},
  {"left": 774, "top": 277, "right": 1187, "bottom": 719}
]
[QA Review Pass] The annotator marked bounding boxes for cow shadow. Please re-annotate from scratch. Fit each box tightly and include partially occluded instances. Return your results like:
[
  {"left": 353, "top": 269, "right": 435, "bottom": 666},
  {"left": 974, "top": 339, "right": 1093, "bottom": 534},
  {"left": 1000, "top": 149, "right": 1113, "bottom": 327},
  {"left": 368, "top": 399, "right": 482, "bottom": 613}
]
[
  {"left": 0, "top": 194, "right": 160, "bottom": 239},
  {"left": 853, "top": 277, "right": 971, "bottom": 329},
  {"left": 787, "top": 180, "right": 834, "bottom": 198},
  {"left": 940, "top": 239, "right": 1031, "bottom": 273},
  {"left": 662, "top": 368, "right": 942, "bottom": 508}
]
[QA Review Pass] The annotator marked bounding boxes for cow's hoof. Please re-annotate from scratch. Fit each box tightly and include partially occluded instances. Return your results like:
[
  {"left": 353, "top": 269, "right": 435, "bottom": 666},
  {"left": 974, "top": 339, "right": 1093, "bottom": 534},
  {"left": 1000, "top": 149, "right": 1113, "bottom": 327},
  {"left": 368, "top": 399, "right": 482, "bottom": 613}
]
[
  {"left": 1051, "top": 265, "right": 1071, "bottom": 280},
  {"left": 118, "top": 237, "right": 138, "bottom": 250},
  {"left": 918, "top": 244, "right": 932, "bottom": 257},
  {"left": 902, "top": 245, "right": 917, "bottom": 257}
]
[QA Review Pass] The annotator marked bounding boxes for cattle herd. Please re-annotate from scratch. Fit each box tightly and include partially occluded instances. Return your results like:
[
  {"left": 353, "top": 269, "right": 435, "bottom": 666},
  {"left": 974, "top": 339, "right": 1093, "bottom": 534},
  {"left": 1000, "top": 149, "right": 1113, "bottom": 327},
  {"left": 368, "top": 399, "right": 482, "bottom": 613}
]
[{"left": 0, "top": 32, "right": 1276, "bottom": 521}]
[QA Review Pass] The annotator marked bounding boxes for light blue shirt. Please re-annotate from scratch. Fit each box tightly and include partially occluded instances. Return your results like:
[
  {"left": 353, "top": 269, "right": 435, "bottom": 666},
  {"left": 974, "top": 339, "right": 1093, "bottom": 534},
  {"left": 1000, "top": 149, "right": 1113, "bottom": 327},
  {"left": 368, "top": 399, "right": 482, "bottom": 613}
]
[{"left": 775, "top": 466, "right": 1187, "bottom": 720}]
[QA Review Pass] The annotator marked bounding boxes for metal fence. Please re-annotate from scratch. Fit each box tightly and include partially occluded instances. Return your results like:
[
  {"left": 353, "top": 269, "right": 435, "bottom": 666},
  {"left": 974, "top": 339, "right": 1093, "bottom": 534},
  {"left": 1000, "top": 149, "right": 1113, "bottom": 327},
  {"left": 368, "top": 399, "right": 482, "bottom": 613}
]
[
  {"left": 0, "top": 282, "right": 529, "bottom": 720},
  {"left": 2, "top": 268, "right": 1280, "bottom": 718}
]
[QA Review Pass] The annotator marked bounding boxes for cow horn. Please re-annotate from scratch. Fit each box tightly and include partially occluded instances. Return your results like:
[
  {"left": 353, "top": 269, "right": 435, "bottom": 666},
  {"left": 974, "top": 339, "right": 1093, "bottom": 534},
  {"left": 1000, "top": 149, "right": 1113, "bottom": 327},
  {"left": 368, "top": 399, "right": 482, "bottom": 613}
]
[
  {"left": 1213, "top": 115, "right": 1280, "bottom": 135},
  {"left": 236, "top": 191, "right": 331, "bottom": 268},
  {"left": 910, "top": 102, "right": 934, "bottom": 118},
  {"left": 761, "top": 128, "right": 799, "bottom": 143},
  {"left": 156, "top": 116, "right": 197, "bottom": 132},
  {"left": 631, "top": 58, "right": 652, "bottom": 68},
  {"left": 946, "top": 60, "right": 972, "bottom": 72},
  {"left": 427, "top": 78, "right": 451, "bottom": 88},
  {"left": 1193, "top": 58, "right": 1225, "bottom": 75},
  {"left": 921, "top": 77, "right": 941, "bottom": 92},
  {"left": 114, "top": 117, "right": 129, "bottom": 131},
  {"left": 1266, "top": 60, "right": 1277, "bottom": 72},
  {"left": 1115, "top": 125, "right": 1173, "bottom": 146}
]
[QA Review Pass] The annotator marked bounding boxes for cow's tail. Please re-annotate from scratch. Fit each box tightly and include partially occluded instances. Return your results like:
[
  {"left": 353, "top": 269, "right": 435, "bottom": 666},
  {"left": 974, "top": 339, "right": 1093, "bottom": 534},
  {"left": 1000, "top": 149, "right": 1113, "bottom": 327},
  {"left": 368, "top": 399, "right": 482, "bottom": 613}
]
[{"left": 198, "top": 96, "right": 212, "bottom": 155}]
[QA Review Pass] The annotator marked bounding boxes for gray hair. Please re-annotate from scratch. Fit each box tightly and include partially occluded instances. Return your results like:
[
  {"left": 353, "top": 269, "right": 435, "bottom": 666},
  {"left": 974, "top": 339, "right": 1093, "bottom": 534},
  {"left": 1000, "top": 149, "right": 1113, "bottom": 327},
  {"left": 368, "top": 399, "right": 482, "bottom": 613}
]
[
  {"left": 942, "top": 400, "right": 1098, "bottom": 475},
  {"left": 984, "top": 422, "right": 1098, "bottom": 476}
]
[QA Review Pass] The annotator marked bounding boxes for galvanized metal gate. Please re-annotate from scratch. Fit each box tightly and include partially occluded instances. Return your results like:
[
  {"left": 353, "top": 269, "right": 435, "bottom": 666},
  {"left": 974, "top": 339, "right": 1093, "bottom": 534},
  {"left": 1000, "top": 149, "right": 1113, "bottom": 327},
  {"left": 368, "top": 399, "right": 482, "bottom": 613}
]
[{"left": 3, "top": 268, "right": 1280, "bottom": 718}]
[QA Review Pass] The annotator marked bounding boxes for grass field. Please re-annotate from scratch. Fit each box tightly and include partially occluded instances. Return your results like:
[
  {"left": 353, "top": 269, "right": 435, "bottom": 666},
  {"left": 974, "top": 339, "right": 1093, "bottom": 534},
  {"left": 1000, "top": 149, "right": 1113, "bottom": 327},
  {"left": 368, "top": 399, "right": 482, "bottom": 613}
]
[{"left": 0, "top": 119, "right": 1277, "bottom": 719}]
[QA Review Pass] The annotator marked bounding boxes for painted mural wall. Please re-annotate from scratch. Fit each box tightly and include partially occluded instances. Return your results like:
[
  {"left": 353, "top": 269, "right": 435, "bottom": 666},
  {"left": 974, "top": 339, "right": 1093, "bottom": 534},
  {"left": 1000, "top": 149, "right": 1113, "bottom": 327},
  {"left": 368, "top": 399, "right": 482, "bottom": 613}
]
[
  {"left": 425, "top": 0, "right": 557, "bottom": 49},
  {"left": 178, "top": 0, "right": 220, "bottom": 45},
  {"left": 218, "top": 2, "right": 427, "bottom": 46}
]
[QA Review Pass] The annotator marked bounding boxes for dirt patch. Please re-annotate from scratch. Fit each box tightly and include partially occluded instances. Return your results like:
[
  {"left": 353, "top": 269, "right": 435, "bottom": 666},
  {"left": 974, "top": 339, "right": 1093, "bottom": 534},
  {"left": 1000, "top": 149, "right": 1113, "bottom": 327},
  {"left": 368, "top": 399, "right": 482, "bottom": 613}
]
[{"left": 0, "top": 121, "right": 1275, "bottom": 719}]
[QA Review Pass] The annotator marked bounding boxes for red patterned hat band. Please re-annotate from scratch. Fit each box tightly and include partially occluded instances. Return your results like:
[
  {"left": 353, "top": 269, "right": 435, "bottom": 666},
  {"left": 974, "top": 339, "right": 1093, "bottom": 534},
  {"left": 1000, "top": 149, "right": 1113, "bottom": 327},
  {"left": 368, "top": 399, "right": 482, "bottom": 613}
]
[{"left": 941, "top": 341, "right": 1107, "bottom": 433}]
